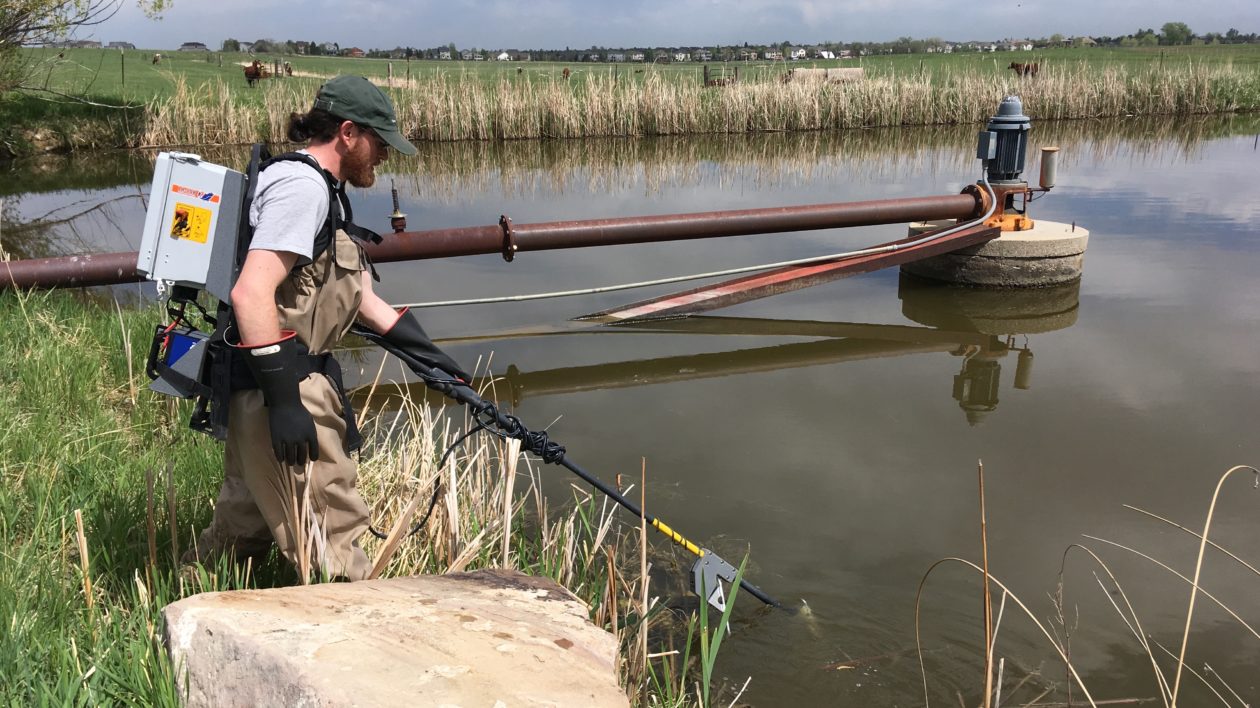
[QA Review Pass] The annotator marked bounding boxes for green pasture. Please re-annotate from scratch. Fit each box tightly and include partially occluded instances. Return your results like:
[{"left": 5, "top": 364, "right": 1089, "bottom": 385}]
[
  {"left": 3, "top": 43, "right": 1258, "bottom": 156},
  {"left": 16, "top": 43, "right": 1260, "bottom": 104},
  {"left": 862, "top": 44, "right": 1260, "bottom": 79}
]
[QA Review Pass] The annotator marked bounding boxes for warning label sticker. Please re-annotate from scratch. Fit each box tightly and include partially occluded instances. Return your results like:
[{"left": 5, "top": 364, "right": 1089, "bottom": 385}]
[{"left": 169, "top": 202, "right": 212, "bottom": 244}]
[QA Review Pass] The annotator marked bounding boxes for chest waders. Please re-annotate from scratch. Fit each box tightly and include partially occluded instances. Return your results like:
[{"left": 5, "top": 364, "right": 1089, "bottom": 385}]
[{"left": 141, "top": 145, "right": 386, "bottom": 579}]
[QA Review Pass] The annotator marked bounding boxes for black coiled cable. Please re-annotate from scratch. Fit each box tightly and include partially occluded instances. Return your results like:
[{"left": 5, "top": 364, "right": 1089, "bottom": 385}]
[{"left": 367, "top": 375, "right": 564, "bottom": 541}]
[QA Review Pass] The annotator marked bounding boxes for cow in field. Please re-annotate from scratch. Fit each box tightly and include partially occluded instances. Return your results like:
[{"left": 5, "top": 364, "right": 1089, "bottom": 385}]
[
  {"left": 151, "top": 53, "right": 161, "bottom": 65},
  {"left": 562, "top": 67, "right": 571, "bottom": 80},
  {"left": 1009, "top": 61, "right": 1039, "bottom": 78},
  {"left": 244, "top": 60, "right": 266, "bottom": 86}
]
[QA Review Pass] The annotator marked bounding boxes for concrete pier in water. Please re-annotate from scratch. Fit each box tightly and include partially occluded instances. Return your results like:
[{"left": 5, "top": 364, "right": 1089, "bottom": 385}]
[{"left": 902, "top": 220, "right": 1090, "bottom": 287}]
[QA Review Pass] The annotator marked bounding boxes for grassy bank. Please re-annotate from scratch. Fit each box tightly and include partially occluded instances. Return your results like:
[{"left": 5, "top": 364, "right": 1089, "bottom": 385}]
[
  {"left": 0, "top": 290, "right": 730, "bottom": 705},
  {"left": 3, "top": 46, "right": 1260, "bottom": 155}
]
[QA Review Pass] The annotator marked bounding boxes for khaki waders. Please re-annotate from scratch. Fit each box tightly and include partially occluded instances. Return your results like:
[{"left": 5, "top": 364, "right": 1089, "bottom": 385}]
[{"left": 189, "top": 229, "right": 373, "bottom": 580}]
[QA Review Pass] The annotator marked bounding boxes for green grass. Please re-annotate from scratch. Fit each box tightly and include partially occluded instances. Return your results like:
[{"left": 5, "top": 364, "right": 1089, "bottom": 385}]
[
  {"left": 0, "top": 289, "right": 740, "bottom": 705},
  {"left": 17, "top": 44, "right": 1260, "bottom": 101}
]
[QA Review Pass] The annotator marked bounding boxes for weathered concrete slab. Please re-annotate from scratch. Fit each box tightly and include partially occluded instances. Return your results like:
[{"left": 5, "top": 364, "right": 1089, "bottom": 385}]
[{"left": 163, "top": 569, "right": 628, "bottom": 707}]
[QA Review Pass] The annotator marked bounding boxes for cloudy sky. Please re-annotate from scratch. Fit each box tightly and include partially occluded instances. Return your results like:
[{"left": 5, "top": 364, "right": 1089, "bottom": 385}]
[{"left": 94, "top": 0, "right": 1258, "bottom": 51}]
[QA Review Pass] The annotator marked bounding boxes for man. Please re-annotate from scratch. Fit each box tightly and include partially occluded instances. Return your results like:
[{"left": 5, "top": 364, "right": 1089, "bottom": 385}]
[{"left": 185, "top": 75, "right": 469, "bottom": 581}]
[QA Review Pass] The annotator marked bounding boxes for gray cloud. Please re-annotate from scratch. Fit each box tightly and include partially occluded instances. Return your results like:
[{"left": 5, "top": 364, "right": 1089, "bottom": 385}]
[{"left": 92, "top": 0, "right": 1257, "bottom": 51}]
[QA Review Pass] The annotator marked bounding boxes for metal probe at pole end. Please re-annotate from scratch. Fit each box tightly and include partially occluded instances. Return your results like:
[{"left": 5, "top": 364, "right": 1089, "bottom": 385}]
[{"left": 389, "top": 179, "right": 407, "bottom": 233}]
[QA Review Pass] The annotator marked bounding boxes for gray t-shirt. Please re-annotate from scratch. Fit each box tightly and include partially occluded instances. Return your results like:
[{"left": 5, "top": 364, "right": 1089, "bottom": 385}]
[{"left": 248, "top": 151, "right": 330, "bottom": 263}]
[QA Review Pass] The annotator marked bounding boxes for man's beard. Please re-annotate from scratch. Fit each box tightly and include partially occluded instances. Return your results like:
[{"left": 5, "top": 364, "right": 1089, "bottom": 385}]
[{"left": 342, "top": 141, "right": 376, "bottom": 188}]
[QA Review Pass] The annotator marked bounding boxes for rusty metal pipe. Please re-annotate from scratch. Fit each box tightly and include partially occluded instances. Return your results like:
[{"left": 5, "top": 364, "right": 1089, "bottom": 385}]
[
  {"left": 1, "top": 252, "right": 145, "bottom": 290},
  {"left": 372, "top": 194, "right": 981, "bottom": 261},
  {"left": 1, "top": 193, "right": 981, "bottom": 291}
]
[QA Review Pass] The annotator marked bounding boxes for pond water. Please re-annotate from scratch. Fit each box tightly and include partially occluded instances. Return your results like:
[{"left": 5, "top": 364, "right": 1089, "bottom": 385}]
[{"left": 4, "top": 116, "right": 1260, "bottom": 705}]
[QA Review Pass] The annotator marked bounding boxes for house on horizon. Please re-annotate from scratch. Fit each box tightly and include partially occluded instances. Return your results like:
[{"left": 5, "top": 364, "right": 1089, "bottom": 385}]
[
  {"left": 788, "top": 47, "right": 807, "bottom": 60},
  {"left": 345, "top": 47, "right": 365, "bottom": 58},
  {"left": 107, "top": 41, "right": 135, "bottom": 50},
  {"left": 630, "top": 52, "right": 645, "bottom": 62},
  {"left": 178, "top": 42, "right": 208, "bottom": 51}
]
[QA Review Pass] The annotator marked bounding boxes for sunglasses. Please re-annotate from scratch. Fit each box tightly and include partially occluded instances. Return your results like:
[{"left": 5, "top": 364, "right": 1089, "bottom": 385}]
[{"left": 356, "top": 125, "right": 389, "bottom": 153}]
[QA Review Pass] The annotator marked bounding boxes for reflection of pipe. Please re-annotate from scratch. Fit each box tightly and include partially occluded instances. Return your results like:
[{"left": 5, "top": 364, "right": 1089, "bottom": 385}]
[
  {"left": 1, "top": 194, "right": 981, "bottom": 290},
  {"left": 613, "top": 315, "right": 993, "bottom": 346},
  {"left": 351, "top": 335, "right": 980, "bottom": 411}
]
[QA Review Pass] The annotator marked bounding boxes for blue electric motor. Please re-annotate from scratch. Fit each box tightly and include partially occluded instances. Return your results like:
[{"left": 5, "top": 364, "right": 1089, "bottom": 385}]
[{"left": 976, "top": 96, "right": 1031, "bottom": 184}]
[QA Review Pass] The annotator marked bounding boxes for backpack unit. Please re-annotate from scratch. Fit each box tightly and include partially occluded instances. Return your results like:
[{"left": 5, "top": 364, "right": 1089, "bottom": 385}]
[{"left": 139, "top": 145, "right": 380, "bottom": 440}]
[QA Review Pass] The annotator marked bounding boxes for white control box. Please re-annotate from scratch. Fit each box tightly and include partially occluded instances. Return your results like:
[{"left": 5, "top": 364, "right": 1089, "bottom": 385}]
[{"left": 137, "top": 152, "right": 246, "bottom": 302}]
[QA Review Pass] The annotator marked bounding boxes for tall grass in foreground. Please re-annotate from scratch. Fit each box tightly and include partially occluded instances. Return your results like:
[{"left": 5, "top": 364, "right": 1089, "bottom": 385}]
[
  {"left": 0, "top": 290, "right": 736, "bottom": 705},
  {"left": 140, "top": 63, "right": 1260, "bottom": 148}
]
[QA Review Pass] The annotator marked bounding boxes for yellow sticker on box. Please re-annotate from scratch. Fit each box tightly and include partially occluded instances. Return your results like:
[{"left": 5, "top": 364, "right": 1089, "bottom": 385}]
[{"left": 169, "top": 202, "right": 212, "bottom": 244}]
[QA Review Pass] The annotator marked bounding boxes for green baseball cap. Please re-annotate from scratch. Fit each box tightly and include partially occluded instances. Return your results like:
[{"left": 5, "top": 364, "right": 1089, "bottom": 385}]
[{"left": 313, "top": 75, "right": 417, "bottom": 156}]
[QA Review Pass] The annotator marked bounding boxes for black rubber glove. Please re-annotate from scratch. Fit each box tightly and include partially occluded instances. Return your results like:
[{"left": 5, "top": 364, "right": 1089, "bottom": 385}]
[
  {"left": 237, "top": 332, "right": 319, "bottom": 466},
  {"left": 382, "top": 310, "right": 472, "bottom": 383}
]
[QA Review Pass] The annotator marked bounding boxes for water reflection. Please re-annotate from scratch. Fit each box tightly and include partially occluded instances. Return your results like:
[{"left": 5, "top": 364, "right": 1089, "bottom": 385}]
[
  {"left": 354, "top": 277, "right": 1080, "bottom": 432},
  {"left": 2, "top": 114, "right": 1256, "bottom": 263},
  {"left": 392, "top": 113, "right": 1260, "bottom": 201},
  {"left": 900, "top": 276, "right": 1080, "bottom": 425}
]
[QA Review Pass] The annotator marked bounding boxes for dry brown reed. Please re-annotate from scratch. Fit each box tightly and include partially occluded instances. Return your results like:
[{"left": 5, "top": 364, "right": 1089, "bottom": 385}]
[
  {"left": 353, "top": 385, "right": 684, "bottom": 704},
  {"left": 392, "top": 63, "right": 1258, "bottom": 140},
  {"left": 73, "top": 509, "right": 93, "bottom": 611},
  {"left": 139, "top": 64, "right": 1260, "bottom": 150}
]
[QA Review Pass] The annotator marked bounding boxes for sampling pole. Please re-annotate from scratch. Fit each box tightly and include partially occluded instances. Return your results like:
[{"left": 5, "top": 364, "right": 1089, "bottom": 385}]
[{"left": 352, "top": 324, "right": 784, "bottom": 612}]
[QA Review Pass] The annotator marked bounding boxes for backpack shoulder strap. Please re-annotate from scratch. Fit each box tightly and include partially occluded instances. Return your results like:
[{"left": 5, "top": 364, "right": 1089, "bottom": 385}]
[{"left": 259, "top": 151, "right": 339, "bottom": 262}]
